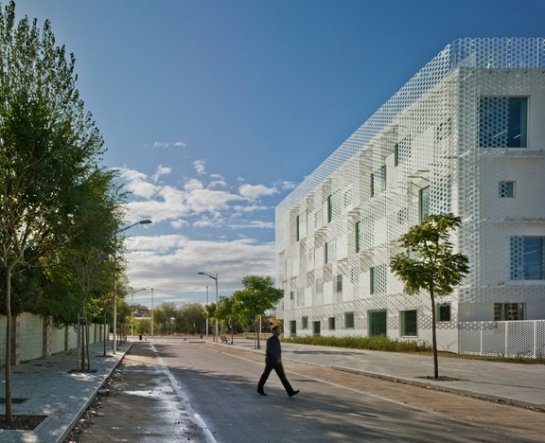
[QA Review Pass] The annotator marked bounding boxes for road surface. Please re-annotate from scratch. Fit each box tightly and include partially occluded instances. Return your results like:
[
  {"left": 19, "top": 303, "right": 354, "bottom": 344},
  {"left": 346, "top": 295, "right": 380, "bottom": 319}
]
[{"left": 75, "top": 339, "right": 544, "bottom": 443}]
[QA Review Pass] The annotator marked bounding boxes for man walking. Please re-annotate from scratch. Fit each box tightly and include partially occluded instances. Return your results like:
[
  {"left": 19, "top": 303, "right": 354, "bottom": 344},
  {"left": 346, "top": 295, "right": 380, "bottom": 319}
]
[{"left": 257, "top": 326, "right": 299, "bottom": 397}]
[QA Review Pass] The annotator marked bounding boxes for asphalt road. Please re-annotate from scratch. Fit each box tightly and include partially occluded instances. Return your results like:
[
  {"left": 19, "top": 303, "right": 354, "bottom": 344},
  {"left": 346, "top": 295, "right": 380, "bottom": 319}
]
[{"left": 75, "top": 339, "right": 542, "bottom": 443}]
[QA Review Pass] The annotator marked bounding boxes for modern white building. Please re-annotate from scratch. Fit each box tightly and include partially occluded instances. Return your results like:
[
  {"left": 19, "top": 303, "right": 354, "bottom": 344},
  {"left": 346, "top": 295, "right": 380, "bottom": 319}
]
[{"left": 276, "top": 38, "right": 545, "bottom": 354}]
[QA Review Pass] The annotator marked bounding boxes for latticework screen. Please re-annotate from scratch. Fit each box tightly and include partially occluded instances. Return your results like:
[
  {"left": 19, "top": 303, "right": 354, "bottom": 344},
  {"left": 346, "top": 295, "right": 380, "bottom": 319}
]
[{"left": 276, "top": 38, "right": 545, "bottom": 352}]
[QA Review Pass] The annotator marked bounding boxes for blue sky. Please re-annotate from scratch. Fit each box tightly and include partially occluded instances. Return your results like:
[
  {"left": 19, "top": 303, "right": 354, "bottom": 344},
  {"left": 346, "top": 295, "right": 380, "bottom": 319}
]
[{"left": 14, "top": 0, "right": 544, "bottom": 307}]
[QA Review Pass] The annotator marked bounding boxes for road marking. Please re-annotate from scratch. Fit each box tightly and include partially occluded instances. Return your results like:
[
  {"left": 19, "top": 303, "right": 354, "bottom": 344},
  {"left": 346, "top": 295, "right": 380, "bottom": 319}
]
[{"left": 150, "top": 344, "right": 218, "bottom": 443}]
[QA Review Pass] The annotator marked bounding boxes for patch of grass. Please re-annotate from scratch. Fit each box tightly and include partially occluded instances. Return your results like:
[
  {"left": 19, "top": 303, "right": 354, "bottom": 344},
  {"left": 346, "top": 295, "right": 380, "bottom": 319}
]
[
  {"left": 416, "top": 350, "right": 545, "bottom": 364},
  {"left": 283, "top": 334, "right": 431, "bottom": 353},
  {"left": 280, "top": 335, "right": 545, "bottom": 364}
]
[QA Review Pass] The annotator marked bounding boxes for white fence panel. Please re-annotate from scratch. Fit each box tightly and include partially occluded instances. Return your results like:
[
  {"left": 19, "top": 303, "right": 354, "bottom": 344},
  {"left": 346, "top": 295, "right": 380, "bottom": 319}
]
[
  {"left": 459, "top": 320, "right": 545, "bottom": 358},
  {"left": 20, "top": 313, "right": 44, "bottom": 362},
  {"left": 51, "top": 325, "right": 66, "bottom": 354}
]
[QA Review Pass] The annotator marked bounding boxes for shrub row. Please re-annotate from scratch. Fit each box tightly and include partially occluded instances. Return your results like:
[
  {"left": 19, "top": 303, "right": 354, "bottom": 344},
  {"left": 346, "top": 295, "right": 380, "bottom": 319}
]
[{"left": 283, "top": 334, "right": 432, "bottom": 353}]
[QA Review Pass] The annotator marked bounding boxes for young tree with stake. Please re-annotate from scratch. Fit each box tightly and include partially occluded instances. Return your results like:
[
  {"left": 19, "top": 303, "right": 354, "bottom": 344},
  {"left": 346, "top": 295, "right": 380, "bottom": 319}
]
[{"left": 390, "top": 213, "right": 469, "bottom": 379}]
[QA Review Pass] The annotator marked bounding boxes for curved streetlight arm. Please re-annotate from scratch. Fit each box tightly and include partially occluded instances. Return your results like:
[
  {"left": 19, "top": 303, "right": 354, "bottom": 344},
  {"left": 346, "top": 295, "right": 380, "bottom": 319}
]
[
  {"left": 198, "top": 271, "right": 217, "bottom": 281},
  {"left": 118, "top": 219, "right": 152, "bottom": 233}
]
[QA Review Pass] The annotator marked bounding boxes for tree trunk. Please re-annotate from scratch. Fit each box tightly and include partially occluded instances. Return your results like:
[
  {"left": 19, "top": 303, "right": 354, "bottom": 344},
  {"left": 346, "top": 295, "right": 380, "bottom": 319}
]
[
  {"left": 5, "top": 265, "right": 13, "bottom": 422},
  {"left": 256, "top": 316, "right": 261, "bottom": 349},
  {"left": 103, "top": 311, "right": 107, "bottom": 356},
  {"left": 429, "top": 282, "right": 439, "bottom": 379},
  {"left": 85, "top": 322, "right": 90, "bottom": 371},
  {"left": 231, "top": 317, "right": 234, "bottom": 345},
  {"left": 80, "top": 300, "right": 86, "bottom": 371}
]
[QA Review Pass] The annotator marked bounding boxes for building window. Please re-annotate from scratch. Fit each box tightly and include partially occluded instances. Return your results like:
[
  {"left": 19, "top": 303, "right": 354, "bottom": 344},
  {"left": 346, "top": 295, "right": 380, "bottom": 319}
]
[
  {"left": 436, "top": 303, "right": 451, "bottom": 322},
  {"left": 436, "top": 118, "right": 452, "bottom": 141},
  {"left": 325, "top": 240, "right": 336, "bottom": 264},
  {"left": 349, "top": 267, "right": 358, "bottom": 285},
  {"left": 336, "top": 275, "right": 343, "bottom": 293},
  {"left": 494, "top": 303, "right": 525, "bottom": 321},
  {"left": 355, "top": 221, "right": 360, "bottom": 253},
  {"left": 343, "top": 189, "right": 352, "bottom": 208},
  {"left": 314, "top": 209, "right": 323, "bottom": 229},
  {"left": 328, "top": 192, "right": 341, "bottom": 223},
  {"left": 397, "top": 208, "right": 407, "bottom": 224},
  {"left": 315, "top": 277, "right": 324, "bottom": 294},
  {"left": 356, "top": 218, "right": 373, "bottom": 252},
  {"left": 401, "top": 310, "right": 417, "bottom": 336},
  {"left": 296, "top": 212, "right": 307, "bottom": 241},
  {"left": 420, "top": 186, "right": 430, "bottom": 221},
  {"left": 290, "top": 320, "right": 296, "bottom": 335},
  {"left": 328, "top": 317, "right": 336, "bottom": 331},
  {"left": 302, "top": 316, "right": 309, "bottom": 329},
  {"left": 368, "top": 310, "right": 387, "bottom": 337},
  {"left": 395, "top": 137, "right": 411, "bottom": 167},
  {"left": 370, "top": 265, "right": 387, "bottom": 295},
  {"left": 371, "top": 166, "right": 386, "bottom": 197},
  {"left": 479, "top": 97, "right": 528, "bottom": 148},
  {"left": 345, "top": 312, "right": 355, "bottom": 329},
  {"left": 289, "top": 291, "right": 294, "bottom": 300},
  {"left": 313, "top": 321, "right": 321, "bottom": 335},
  {"left": 510, "top": 237, "right": 545, "bottom": 280},
  {"left": 297, "top": 287, "right": 305, "bottom": 307},
  {"left": 499, "top": 181, "right": 515, "bottom": 198}
]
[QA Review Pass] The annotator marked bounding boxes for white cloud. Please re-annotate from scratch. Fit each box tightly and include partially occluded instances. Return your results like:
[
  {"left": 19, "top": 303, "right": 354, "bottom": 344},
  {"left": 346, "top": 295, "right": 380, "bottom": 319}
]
[
  {"left": 119, "top": 167, "right": 157, "bottom": 199},
  {"left": 151, "top": 165, "right": 172, "bottom": 183},
  {"left": 280, "top": 181, "right": 297, "bottom": 190},
  {"left": 125, "top": 235, "right": 276, "bottom": 294},
  {"left": 153, "top": 141, "right": 186, "bottom": 148},
  {"left": 171, "top": 219, "right": 189, "bottom": 229},
  {"left": 239, "top": 183, "right": 278, "bottom": 200},
  {"left": 193, "top": 160, "right": 206, "bottom": 175},
  {"left": 232, "top": 204, "right": 268, "bottom": 213},
  {"left": 228, "top": 220, "right": 274, "bottom": 229},
  {"left": 121, "top": 169, "right": 245, "bottom": 224},
  {"left": 209, "top": 180, "right": 227, "bottom": 189}
]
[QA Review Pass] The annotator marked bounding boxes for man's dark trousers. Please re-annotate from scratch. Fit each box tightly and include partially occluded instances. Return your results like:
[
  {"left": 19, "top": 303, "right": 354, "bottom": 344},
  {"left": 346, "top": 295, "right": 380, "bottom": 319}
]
[{"left": 257, "top": 362, "right": 295, "bottom": 394}]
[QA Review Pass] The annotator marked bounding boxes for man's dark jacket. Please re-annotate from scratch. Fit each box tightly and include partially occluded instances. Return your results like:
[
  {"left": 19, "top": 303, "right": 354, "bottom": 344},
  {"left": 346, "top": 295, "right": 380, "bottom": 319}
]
[{"left": 265, "top": 334, "right": 281, "bottom": 365}]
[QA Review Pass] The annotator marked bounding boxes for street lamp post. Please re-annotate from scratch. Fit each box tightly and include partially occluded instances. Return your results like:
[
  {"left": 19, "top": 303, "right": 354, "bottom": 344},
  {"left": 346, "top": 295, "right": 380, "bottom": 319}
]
[
  {"left": 150, "top": 287, "right": 154, "bottom": 337},
  {"left": 205, "top": 286, "right": 209, "bottom": 340},
  {"left": 113, "top": 219, "right": 152, "bottom": 354},
  {"left": 198, "top": 272, "right": 218, "bottom": 343}
]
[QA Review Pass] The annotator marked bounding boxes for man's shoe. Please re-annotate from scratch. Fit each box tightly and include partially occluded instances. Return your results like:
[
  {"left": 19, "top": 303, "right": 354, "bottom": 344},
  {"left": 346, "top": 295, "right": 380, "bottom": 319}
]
[
  {"left": 257, "top": 390, "right": 267, "bottom": 396},
  {"left": 289, "top": 390, "right": 300, "bottom": 397}
]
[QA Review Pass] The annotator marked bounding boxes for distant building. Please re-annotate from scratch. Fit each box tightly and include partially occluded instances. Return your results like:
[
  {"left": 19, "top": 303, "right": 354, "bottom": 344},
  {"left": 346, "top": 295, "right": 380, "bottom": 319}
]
[
  {"left": 134, "top": 306, "right": 151, "bottom": 318},
  {"left": 276, "top": 38, "right": 545, "bottom": 353}
]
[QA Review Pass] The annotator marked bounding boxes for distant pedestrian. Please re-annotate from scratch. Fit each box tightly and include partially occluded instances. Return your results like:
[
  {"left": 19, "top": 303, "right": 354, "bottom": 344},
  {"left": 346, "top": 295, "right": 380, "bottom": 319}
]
[{"left": 257, "top": 326, "right": 299, "bottom": 397}]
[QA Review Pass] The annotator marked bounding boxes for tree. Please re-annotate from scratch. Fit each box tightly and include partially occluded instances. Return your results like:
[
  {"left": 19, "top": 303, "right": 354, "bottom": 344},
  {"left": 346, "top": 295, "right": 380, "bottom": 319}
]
[
  {"left": 216, "top": 295, "right": 239, "bottom": 343},
  {"left": 178, "top": 303, "right": 206, "bottom": 335},
  {"left": 203, "top": 302, "right": 217, "bottom": 339},
  {"left": 234, "top": 276, "right": 283, "bottom": 349},
  {"left": 0, "top": 2, "right": 107, "bottom": 421},
  {"left": 154, "top": 302, "right": 178, "bottom": 334},
  {"left": 390, "top": 213, "right": 470, "bottom": 379}
]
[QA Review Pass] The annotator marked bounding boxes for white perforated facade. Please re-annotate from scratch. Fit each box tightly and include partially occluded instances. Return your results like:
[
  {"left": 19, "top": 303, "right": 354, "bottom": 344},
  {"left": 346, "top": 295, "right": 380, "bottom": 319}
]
[{"left": 276, "top": 38, "right": 545, "bottom": 352}]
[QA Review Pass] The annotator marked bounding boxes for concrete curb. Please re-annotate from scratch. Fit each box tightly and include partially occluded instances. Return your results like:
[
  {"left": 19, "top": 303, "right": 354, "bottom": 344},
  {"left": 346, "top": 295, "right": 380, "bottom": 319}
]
[
  {"left": 331, "top": 365, "right": 545, "bottom": 412},
  {"left": 54, "top": 343, "right": 133, "bottom": 443}
]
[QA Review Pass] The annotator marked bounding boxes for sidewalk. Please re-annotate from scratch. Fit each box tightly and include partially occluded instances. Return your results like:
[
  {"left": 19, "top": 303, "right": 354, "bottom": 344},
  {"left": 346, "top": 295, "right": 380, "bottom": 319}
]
[
  {"left": 229, "top": 337, "right": 545, "bottom": 410},
  {"left": 0, "top": 340, "right": 131, "bottom": 443}
]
